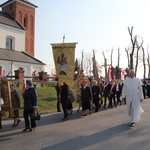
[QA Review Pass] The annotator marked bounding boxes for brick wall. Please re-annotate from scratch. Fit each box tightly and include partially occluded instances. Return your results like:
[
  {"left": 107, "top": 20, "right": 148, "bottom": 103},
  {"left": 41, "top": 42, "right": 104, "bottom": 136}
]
[{"left": 2, "top": 1, "right": 36, "bottom": 57}]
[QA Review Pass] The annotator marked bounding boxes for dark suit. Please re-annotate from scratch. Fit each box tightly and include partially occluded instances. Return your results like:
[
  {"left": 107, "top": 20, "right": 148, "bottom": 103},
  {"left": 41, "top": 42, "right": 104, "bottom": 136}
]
[
  {"left": 81, "top": 86, "right": 91, "bottom": 111},
  {"left": 109, "top": 84, "right": 116, "bottom": 108},
  {"left": 103, "top": 82, "right": 111, "bottom": 108},
  {"left": 61, "top": 83, "right": 69, "bottom": 119},
  {"left": 92, "top": 85, "right": 100, "bottom": 112},
  {"left": 116, "top": 83, "right": 122, "bottom": 105}
]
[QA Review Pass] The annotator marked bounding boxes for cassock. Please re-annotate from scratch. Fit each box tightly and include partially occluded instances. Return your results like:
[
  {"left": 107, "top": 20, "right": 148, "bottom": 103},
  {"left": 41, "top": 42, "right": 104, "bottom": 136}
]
[{"left": 122, "top": 77, "right": 144, "bottom": 123}]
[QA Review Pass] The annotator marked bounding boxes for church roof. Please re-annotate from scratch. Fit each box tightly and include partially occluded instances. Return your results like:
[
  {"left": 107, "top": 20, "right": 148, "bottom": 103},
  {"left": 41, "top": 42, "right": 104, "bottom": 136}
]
[
  {"left": 0, "top": 0, "right": 37, "bottom": 8},
  {"left": 0, "top": 48, "right": 45, "bottom": 65},
  {"left": 0, "top": 11, "right": 25, "bottom": 30}
]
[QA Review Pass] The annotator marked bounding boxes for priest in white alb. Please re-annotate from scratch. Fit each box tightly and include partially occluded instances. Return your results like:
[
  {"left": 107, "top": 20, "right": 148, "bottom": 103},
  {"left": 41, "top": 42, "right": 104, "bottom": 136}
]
[{"left": 122, "top": 70, "right": 144, "bottom": 127}]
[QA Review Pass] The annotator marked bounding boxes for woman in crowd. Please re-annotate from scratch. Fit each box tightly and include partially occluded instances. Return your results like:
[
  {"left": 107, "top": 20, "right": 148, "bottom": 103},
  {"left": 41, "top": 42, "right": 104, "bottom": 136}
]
[
  {"left": 60, "top": 80, "right": 69, "bottom": 121},
  {"left": 67, "top": 89, "right": 75, "bottom": 115},
  {"left": 22, "top": 80, "right": 38, "bottom": 131},
  {"left": 10, "top": 83, "right": 21, "bottom": 127},
  {"left": 92, "top": 80, "right": 101, "bottom": 112},
  {"left": 81, "top": 80, "right": 92, "bottom": 116},
  {"left": 116, "top": 80, "right": 122, "bottom": 106}
]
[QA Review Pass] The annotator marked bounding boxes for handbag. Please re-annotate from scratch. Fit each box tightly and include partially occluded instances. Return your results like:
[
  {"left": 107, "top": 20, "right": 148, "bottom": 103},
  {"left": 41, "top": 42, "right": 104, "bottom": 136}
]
[
  {"left": 31, "top": 110, "right": 41, "bottom": 121},
  {"left": 0, "top": 98, "right": 4, "bottom": 105}
]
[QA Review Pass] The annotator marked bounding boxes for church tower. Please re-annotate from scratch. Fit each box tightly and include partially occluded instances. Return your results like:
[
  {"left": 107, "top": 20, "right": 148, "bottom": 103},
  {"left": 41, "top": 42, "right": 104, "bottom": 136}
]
[{"left": 0, "top": 0, "right": 37, "bottom": 57}]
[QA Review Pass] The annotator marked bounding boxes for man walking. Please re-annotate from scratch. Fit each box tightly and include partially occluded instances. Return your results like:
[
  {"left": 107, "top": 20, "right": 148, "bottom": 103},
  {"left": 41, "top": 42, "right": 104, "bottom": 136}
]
[{"left": 122, "top": 70, "right": 144, "bottom": 127}]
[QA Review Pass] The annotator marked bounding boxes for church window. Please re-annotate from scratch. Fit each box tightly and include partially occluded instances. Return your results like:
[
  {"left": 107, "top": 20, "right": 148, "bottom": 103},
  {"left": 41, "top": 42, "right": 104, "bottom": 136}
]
[
  {"left": 6, "top": 37, "right": 15, "bottom": 50},
  {"left": 24, "top": 14, "right": 28, "bottom": 28},
  {"left": 6, "top": 38, "right": 12, "bottom": 50},
  {"left": 19, "top": 11, "right": 22, "bottom": 24},
  {"left": 30, "top": 15, "right": 34, "bottom": 35}
]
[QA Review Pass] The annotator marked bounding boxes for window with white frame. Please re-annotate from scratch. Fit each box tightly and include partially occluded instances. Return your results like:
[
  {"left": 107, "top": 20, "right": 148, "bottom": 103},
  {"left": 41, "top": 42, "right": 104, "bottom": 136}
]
[{"left": 6, "top": 37, "right": 14, "bottom": 50}]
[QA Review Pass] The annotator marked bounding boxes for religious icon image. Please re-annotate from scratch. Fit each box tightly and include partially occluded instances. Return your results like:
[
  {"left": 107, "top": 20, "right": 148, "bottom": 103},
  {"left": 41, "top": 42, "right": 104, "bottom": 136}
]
[{"left": 57, "top": 52, "right": 68, "bottom": 75}]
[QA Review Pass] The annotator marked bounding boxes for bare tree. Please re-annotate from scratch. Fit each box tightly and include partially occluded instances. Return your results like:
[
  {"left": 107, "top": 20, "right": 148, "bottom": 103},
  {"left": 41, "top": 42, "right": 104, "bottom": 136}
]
[
  {"left": 81, "top": 51, "right": 84, "bottom": 70},
  {"left": 128, "top": 26, "right": 137, "bottom": 70},
  {"left": 102, "top": 51, "right": 107, "bottom": 78},
  {"left": 110, "top": 49, "right": 113, "bottom": 67},
  {"left": 141, "top": 46, "right": 146, "bottom": 78},
  {"left": 92, "top": 50, "right": 99, "bottom": 83},
  {"left": 134, "top": 40, "right": 143, "bottom": 76},
  {"left": 147, "top": 47, "right": 150, "bottom": 78},
  {"left": 117, "top": 48, "right": 120, "bottom": 67},
  {"left": 125, "top": 47, "right": 130, "bottom": 68},
  {"left": 83, "top": 52, "right": 92, "bottom": 75}
]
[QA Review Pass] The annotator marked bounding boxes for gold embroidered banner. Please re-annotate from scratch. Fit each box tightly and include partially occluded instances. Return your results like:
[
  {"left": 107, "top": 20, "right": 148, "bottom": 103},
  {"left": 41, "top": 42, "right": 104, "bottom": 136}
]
[{"left": 51, "top": 43, "right": 77, "bottom": 88}]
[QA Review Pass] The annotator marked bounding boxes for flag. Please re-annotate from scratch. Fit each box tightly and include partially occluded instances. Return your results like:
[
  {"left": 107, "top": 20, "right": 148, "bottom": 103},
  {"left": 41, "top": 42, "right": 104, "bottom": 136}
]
[
  {"left": 33, "top": 70, "right": 36, "bottom": 74},
  {"left": 52, "top": 73, "right": 57, "bottom": 77},
  {"left": 22, "top": 80, "right": 26, "bottom": 94},
  {"left": 108, "top": 67, "right": 113, "bottom": 81},
  {"left": 1, "top": 69, "right": 5, "bottom": 76},
  {"left": 7, "top": 70, "right": 12, "bottom": 76}
]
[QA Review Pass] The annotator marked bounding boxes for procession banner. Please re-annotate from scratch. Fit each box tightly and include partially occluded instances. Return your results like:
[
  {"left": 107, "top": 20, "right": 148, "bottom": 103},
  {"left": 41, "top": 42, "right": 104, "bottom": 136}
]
[{"left": 51, "top": 43, "right": 77, "bottom": 88}]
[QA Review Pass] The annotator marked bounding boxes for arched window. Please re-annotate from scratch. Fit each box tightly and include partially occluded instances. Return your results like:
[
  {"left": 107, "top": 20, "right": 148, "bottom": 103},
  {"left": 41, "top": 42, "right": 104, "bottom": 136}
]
[
  {"left": 6, "top": 37, "right": 14, "bottom": 50},
  {"left": 30, "top": 15, "right": 34, "bottom": 35},
  {"left": 18, "top": 11, "right": 22, "bottom": 24},
  {"left": 24, "top": 14, "right": 28, "bottom": 28}
]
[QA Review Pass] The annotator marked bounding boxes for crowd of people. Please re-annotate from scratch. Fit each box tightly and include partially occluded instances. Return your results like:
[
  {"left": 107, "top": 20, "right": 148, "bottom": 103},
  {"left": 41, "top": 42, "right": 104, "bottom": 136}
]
[
  {"left": 0, "top": 78, "right": 38, "bottom": 132},
  {"left": 0, "top": 69, "right": 147, "bottom": 131},
  {"left": 55, "top": 70, "right": 146, "bottom": 127}
]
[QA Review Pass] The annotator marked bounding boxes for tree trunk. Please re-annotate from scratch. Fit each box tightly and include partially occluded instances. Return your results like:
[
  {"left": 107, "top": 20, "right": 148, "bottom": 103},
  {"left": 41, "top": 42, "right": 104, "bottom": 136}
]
[
  {"left": 142, "top": 46, "right": 146, "bottom": 78},
  {"left": 125, "top": 48, "right": 130, "bottom": 68},
  {"left": 117, "top": 48, "right": 120, "bottom": 67},
  {"left": 128, "top": 27, "right": 137, "bottom": 70}
]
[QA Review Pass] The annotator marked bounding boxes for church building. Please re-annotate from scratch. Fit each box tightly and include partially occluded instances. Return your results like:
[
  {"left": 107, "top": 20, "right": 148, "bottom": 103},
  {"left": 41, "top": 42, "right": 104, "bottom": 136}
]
[{"left": 0, "top": 0, "right": 45, "bottom": 76}]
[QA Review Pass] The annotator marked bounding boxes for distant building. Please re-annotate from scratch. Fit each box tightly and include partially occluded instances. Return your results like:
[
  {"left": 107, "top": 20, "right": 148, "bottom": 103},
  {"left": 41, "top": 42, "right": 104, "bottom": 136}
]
[{"left": 0, "top": 0, "right": 45, "bottom": 76}]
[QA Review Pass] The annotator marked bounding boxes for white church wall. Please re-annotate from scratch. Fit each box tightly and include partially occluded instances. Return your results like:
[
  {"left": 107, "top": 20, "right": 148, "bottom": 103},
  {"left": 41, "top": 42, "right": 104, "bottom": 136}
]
[
  {"left": 0, "top": 60, "right": 44, "bottom": 77},
  {"left": 0, "top": 24, "right": 26, "bottom": 51}
]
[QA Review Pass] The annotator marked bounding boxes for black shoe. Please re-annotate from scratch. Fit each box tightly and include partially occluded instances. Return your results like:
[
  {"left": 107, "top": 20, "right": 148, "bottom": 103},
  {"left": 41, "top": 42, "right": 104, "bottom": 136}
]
[
  {"left": 23, "top": 127, "right": 30, "bottom": 131},
  {"left": 29, "top": 128, "right": 35, "bottom": 132},
  {"left": 15, "top": 120, "right": 21, "bottom": 127},
  {"left": 130, "top": 123, "right": 135, "bottom": 127},
  {"left": 71, "top": 110, "right": 73, "bottom": 114},
  {"left": 57, "top": 110, "right": 62, "bottom": 112},
  {"left": 82, "top": 114, "right": 87, "bottom": 116},
  {"left": 62, "top": 118, "right": 67, "bottom": 121}
]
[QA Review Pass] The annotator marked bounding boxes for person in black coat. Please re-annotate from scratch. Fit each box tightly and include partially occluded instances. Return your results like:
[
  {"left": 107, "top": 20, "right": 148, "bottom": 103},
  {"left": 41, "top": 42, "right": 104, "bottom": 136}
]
[
  {"left": 92, "top": 80, "right": 101, "bottom": 112},
  {"left": 60, "top": 80, "right": 69, "bottom": 121},
  {"left": 116, "top": 80, "right": 122, "bottom": 106},
  {"left": 103, "top": 81, "right": 111, "bottom": 108},
  {"left": 22, "top": 80, "right": 38, "bottom": 132},
  {"left": 109, "top": 80, "right": 117, "bottom": 108},
  {"left": 81, "top": 80, "right": 92, "bottom": 116},
  {"left": 10, "top": 83, "right": 21, "bottom": 127},
  {"left": 55, "top": 82, "right": 61, "bottom": 112}
]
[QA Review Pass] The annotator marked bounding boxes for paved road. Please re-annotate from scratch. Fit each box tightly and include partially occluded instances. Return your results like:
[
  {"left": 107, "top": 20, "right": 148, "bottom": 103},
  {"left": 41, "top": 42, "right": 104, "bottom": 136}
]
[{"left": 0, "top": 99, "right": 150, "bottom": 150}]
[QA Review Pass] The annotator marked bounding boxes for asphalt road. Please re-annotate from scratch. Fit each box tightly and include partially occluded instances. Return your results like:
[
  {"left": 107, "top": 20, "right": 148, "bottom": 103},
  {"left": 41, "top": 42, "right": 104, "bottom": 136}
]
[{"left": 0, "top": 99, "right": 150, "bottom": 150}]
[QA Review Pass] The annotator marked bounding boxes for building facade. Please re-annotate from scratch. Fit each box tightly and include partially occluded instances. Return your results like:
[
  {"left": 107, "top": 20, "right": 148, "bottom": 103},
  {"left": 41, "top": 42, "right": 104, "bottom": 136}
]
[{"left": 0, "top": 0, "right": 45, "bottom": 76}]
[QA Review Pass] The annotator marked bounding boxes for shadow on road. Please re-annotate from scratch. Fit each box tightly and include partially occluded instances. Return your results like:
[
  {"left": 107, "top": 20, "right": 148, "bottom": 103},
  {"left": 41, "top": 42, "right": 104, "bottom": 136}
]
[{"left": 40, "top": 123, "right": 129, "bottom": 150}]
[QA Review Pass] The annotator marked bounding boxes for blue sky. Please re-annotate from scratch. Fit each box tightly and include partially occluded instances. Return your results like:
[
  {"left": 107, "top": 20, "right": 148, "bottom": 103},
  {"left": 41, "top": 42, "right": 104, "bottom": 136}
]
[{"left": 1, "top": 0, "right": 150, "bottom": 77}]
